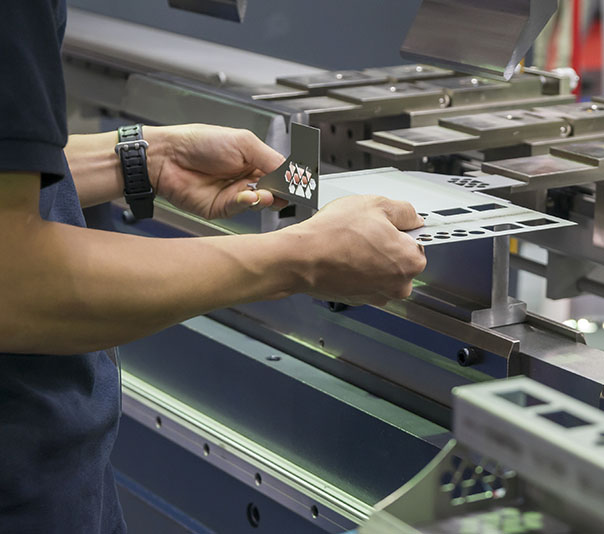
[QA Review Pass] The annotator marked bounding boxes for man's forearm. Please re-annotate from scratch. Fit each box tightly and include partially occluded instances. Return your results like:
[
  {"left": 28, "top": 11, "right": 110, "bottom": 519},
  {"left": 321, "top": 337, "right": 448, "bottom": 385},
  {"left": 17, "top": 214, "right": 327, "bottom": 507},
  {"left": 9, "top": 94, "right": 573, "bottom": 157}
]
[{"left": 1, "top": 216, "right": 306, "bottom": 355}]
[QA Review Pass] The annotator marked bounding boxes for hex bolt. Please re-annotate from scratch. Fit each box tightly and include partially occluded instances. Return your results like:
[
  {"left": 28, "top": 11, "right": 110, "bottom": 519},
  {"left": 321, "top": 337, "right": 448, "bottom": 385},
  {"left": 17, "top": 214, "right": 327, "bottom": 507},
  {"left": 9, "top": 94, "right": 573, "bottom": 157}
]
[{"left": 457, "top": 347, "right": 480, "bottom": 367}]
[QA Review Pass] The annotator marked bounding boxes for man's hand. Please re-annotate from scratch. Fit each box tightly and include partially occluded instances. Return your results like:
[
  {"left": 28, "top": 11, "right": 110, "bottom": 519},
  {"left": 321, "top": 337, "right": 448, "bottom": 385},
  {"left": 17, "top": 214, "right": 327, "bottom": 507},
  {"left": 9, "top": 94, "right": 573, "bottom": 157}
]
[
  {"left": 283, "top": 195, "right": 427, "bottom": 306},
  {"left": 145, "top": 124, "right": 287, "bottom": 219}
]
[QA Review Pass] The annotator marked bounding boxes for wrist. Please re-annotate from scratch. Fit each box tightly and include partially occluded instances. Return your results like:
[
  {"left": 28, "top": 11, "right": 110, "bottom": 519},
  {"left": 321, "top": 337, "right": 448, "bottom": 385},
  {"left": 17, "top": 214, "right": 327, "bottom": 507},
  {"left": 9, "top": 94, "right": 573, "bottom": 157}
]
[
  {"left": 270, "top": 224, "right": 317, "bottom": 296},
  {"left": 139, "top": 125, "right": 173, "bottom": 191}
]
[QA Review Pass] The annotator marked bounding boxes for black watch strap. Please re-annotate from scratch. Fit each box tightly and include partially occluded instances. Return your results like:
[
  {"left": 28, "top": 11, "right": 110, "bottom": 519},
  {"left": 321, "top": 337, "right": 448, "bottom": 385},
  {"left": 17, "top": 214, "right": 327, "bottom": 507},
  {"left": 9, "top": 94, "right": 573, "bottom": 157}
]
[{"left": 115, "top": 124, "right": 155, "bottom": 219}]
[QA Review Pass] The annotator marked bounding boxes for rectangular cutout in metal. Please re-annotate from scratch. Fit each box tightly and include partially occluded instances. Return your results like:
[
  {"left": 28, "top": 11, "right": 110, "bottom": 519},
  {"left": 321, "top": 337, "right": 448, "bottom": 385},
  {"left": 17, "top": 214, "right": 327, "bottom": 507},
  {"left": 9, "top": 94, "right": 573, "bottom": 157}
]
[
  {"left": 519, "top": 218, "right": 557, "bottom": 227},
  {"left": 432, "top": 207, "right": 471, "bottom": 216},
  {"left": 470, "top": 203, "right": 506, "bottom": 212},
  {"left": 540, "top": 410, "right": 593, "bottom": 429},
  {"left": 498, "top": 390, "right": 548, "bottom": 408},
  {"left": 483, "top": 223, "right": 523, "bottom": 232}
]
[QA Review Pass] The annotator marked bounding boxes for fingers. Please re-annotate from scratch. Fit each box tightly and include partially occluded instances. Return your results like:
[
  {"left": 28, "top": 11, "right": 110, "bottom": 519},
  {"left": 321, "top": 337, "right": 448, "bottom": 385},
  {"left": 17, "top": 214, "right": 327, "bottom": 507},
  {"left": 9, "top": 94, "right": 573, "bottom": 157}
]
[
  {"left": 234, "top": 189, "right": 288, "bottom": 212},
  {"left": 400, "top": 232, "right": 428, "bottom": 274},
  {"left": 235, "top": 189, "right": 270, "bottom": 211},
  {"left": 239, "top": 130, "right": 286, "bottom": 174},
  {"left": 379, "top": 198, "right": 425, "bottom": 231}
]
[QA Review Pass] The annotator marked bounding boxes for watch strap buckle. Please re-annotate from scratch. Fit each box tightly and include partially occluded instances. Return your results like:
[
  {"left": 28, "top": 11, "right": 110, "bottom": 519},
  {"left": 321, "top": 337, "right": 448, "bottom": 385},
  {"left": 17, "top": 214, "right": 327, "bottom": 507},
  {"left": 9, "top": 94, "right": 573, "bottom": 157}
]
[{"left": 114, "top": 139, "right": 149, "bottom": 155}]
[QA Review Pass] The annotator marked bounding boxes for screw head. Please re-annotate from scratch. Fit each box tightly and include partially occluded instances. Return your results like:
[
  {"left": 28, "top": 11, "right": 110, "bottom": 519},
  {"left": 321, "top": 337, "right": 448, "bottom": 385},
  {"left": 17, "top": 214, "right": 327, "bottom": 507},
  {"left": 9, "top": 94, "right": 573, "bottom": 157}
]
[{"left": 457, "top": 347, "right": 480, "bottom": 367}]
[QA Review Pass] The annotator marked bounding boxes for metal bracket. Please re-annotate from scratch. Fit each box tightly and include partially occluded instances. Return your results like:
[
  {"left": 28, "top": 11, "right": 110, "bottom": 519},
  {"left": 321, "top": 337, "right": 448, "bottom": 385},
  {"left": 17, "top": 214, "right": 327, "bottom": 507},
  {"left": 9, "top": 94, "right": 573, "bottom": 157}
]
[
  {"left": 257, "top": 123, "right": 321, "bottom": 210},
  {"left": 359, "top": 377, "right": 604, "bottom": 533}
]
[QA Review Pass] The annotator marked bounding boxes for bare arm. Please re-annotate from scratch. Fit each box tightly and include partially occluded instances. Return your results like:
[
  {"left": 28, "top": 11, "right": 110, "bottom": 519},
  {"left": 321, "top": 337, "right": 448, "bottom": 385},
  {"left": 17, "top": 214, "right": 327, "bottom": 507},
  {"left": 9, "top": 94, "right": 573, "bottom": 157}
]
[
  {"left": 65, "top": 125, "right": 288, "bottom": 213},
  {"left": 0, "top": 172, "right": 304, "bottom": 355},
  {"left": 1, "top": 173, "right": 426, "bottom": 356},
  {"left": 64, "top": 130, "right": 124, "bottom": 208}
]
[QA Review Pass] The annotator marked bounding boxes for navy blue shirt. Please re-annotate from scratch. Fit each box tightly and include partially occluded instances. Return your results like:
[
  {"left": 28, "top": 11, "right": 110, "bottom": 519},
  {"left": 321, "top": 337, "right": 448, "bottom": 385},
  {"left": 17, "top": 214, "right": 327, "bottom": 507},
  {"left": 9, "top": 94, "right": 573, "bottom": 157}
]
[{"left": 0, "top": 2, "right": 124, "bottom": 532}]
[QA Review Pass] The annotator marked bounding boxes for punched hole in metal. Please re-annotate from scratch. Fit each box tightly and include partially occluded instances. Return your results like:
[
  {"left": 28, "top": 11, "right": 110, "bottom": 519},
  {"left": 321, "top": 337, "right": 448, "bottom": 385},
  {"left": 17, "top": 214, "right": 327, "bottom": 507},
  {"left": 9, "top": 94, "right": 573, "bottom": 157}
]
[
  {"left": 433, "top": 207, "right": 472, "bottom": 216},
  {"left": 497, "top": 390, "right": 548, "bottom": 408},
  {"left": 540, "top": 410, "right": 592, "bottom": 429},
  {"left": 469, "top": 203, "right": 506, "bottom": 212},
  {"left": 518, "top": 218, "right": 557, "bottom": 227},
  {"left": 482, "top": 223, "right": 522, "bottom": 232}
]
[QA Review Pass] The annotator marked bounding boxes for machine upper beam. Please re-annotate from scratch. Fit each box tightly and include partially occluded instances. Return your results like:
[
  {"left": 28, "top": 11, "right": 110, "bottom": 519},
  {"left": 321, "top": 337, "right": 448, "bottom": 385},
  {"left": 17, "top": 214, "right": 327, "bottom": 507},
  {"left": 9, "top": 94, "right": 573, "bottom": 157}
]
[{"left": 400, "top": 0, "right": 559, "bottom": 81}]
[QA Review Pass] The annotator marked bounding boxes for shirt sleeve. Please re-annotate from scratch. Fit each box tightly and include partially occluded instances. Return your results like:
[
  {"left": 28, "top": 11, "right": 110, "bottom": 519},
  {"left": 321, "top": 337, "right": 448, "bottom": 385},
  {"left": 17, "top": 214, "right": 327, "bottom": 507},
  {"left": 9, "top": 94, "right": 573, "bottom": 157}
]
[{"left": 0, "top": 1, "right": 68, "bottom": 186}]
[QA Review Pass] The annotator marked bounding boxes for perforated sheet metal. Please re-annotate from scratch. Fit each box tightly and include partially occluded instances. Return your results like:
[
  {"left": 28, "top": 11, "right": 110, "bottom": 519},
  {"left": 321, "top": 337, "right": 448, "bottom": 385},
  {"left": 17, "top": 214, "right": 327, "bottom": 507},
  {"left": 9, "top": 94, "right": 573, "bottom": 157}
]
[{"left": 320, "top": 168, "right": 574, "bottom": 246}]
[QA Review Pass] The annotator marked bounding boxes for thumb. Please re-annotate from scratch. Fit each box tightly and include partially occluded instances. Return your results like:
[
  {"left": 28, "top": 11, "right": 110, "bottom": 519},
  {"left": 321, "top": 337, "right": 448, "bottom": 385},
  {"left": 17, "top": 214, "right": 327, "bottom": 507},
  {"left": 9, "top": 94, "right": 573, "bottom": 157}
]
[
  {"left": 242, "top": 132, "right": 286, "bottom": 174},
  {"left": 380, "top": 199, "right": 424, "bottom": 231}
]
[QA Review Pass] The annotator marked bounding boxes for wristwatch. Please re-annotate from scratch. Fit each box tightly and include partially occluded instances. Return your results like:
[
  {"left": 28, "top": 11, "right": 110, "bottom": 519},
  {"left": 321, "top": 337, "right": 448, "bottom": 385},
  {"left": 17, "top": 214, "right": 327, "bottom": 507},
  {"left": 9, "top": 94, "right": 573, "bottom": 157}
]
[{"left": 114, "top": 124, "right": 155, "bottom": 219}]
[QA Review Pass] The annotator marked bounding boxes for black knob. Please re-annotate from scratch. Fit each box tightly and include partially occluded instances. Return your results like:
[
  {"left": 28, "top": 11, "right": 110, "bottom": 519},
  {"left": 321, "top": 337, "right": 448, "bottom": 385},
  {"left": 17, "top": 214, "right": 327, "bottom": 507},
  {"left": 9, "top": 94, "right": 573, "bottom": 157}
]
[
  {"left": 327, "top": 302, "right": 348, "bottom": 313},
  {"left": 457, "top": 347, "right": 480, "bottom": 367},
  {"left": 121, "top": 209, "right": 137, "bottom": 224}
]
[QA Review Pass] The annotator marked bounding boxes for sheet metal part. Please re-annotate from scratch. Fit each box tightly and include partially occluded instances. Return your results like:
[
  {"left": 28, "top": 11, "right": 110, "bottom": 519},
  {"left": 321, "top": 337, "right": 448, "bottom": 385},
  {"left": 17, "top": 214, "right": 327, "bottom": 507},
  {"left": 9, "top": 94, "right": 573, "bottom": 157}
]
[
  {"left": 360, "top": 377, "right": 604, "bottom": 533},
  {"left": 318, "top": 168, "right": 574, "bottom": 246},
  {"left": 400, "top": 0, "right": 558, "bottom": 81},
  {"left": 256, "top": 123, "right": 321, "bottom": 210},
  {"left": 408, "top": 171, "right": 524, "bottom": 193},
  {"left": 453, "top": 378, "right": 604, "bottom": 526}
]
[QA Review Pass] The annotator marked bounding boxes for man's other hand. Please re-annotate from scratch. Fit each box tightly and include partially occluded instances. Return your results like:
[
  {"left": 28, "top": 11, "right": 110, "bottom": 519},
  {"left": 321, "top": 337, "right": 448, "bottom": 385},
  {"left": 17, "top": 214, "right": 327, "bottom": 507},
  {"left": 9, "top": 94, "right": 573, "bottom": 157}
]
[
  {"left": 284, "top": 195, "right": 427, "bottom": 306},
  {"left": 145, "top": 124, "right": 287, "bottom": 219}
]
